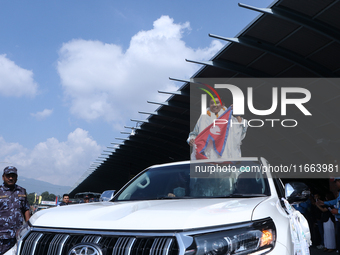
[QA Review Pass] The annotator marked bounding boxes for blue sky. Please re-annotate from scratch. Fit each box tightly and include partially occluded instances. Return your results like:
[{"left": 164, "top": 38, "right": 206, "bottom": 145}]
[{"left": 0, "top": 0, "right": 274, "bottom": 186}]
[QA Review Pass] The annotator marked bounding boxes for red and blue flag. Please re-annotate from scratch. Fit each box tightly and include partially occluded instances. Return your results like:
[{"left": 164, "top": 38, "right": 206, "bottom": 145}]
[{"left": 195, "top": 107, "right": 233, "bottom": 159}]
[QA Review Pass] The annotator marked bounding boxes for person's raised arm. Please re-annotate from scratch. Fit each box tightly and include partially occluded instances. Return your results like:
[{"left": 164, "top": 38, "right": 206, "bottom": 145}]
[{"left": 24, "top": 210, "right": 30, "bottom": 221}]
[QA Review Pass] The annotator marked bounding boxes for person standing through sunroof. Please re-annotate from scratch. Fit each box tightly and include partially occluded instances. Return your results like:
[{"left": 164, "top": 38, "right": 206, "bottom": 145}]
[{"left": 188, "top": 97, "right": 247, "bottom": 160}]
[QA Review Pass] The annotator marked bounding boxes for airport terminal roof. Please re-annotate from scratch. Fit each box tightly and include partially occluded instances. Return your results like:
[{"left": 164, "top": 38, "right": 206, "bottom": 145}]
[{"left": 69, "top": 0, "right": 340, "bottom": 196}]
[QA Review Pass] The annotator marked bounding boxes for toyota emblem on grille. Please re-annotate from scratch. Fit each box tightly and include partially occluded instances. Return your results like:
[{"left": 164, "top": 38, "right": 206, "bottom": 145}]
[{"left": 68, "top": 243, "right": 103, "bottom": 255}]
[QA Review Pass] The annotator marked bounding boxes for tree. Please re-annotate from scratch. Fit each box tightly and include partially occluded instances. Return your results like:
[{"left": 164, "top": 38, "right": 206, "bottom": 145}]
[
  {"left": 27, "top": 193, "right": 35, "bottom": 205},
  {"left": 48, "top": 193, "right": 56, "bottom": 201},
  {"left": 41, "top": 191, "right": 49, "bottom": 201},
  {"left": 41, "top": 191, "right": 56, "bottom": 201}
]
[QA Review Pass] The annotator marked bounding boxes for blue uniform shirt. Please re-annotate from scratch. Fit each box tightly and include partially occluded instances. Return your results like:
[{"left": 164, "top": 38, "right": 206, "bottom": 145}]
[
  {"left": 324, "top": 193, "right": 340, "bottom": 219},
  {"left": 0, "top": 184, "right": 30, "bottom": 239},
  {"left": 293, "top": 199, "right": 311, "bottom": 215}
]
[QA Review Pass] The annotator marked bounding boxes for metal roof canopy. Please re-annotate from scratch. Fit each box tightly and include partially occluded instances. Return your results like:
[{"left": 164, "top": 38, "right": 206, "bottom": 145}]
[{"left": 69, "top": 0, "right": 340, "bottom": 196}]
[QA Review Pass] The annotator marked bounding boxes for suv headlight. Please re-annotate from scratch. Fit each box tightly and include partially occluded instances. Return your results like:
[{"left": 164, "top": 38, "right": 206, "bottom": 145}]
[{"left": 188, "top": 218, "right": 276, "bottom": 255}]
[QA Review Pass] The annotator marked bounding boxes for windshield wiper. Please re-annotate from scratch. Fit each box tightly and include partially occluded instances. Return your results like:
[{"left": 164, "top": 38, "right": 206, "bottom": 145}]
[
  {"left": 208, "top": 194, "right": 267, "bottom": 198},
  {"left": 229, "top": 194, "right": 267, "bottom": 197},
  {"left": 156, "top": 196, "right": 193, "bottom": 200},
  {"left": 143, "top": 194, "right": 268, "bottom": 200}
]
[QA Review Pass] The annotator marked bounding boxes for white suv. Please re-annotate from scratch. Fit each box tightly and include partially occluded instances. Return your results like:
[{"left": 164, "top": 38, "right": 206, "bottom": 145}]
[{"left": 8, "top": 158, "right": 311, "bottom": 255}]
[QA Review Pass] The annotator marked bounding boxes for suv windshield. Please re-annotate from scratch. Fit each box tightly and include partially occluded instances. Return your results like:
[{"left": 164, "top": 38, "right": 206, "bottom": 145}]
[{"left": 116, "top": 161, "right": 270, "bottom": 201}]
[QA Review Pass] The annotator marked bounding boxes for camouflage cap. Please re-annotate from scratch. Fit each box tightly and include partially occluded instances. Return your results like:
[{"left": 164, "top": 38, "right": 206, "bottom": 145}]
[{"left": 3, "top": 166, "right": 18, "bottom": 175}]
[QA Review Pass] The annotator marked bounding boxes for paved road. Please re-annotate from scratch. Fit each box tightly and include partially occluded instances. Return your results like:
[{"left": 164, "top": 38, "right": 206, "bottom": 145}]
[{"left": 310, "top": 246, "right": 337, "bottom": 255}]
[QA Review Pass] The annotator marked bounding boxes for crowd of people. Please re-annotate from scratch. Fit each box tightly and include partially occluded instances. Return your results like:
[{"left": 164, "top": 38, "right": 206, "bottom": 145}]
[
  {"left": 58, "top": 193, "right": 91, "bottom": 205},
  {"left": 294, "top": 178, "right": 340, "bottom": 253}
]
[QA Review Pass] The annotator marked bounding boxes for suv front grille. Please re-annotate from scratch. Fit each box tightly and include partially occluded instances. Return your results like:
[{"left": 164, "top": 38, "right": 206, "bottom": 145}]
[{"left": 19, "top": 231, "right": 179, "bottom": 255}]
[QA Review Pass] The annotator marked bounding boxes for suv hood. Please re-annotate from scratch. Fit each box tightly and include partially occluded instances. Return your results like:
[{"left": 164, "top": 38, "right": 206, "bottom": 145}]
[{"left": 30, "top": 198, "right": 267, "bottom": 230}]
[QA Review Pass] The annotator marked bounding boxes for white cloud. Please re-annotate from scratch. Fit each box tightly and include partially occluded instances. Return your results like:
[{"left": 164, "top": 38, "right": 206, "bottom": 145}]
[
  {"left": 0, "top": 54, "right": 38, "bottom": 97},
  {"left": 31, "top": 108, "right": 53, "bottom": 120},
  {"left": 57, "top": 15, "right": 223, "bottom": 126},
  {"left": 0, "top": 129, "right": 102, "bottom": 186},
  {"left": 0, "top": 137, "right": 24, "bottom": 158}
]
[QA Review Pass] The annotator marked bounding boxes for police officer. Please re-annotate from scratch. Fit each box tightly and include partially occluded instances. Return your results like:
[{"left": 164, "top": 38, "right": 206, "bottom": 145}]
[{"left": 0, "top": 166, "right": 30, "bottom": 254}]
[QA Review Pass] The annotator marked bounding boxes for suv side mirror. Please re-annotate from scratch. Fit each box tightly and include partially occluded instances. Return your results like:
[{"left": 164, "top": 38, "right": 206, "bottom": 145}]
[
  {"left": 285, "top": 182, "right": 310, "bottom": 204},
  {"left": 100, "top": 190, "right": 116, "bottom": 202}
]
